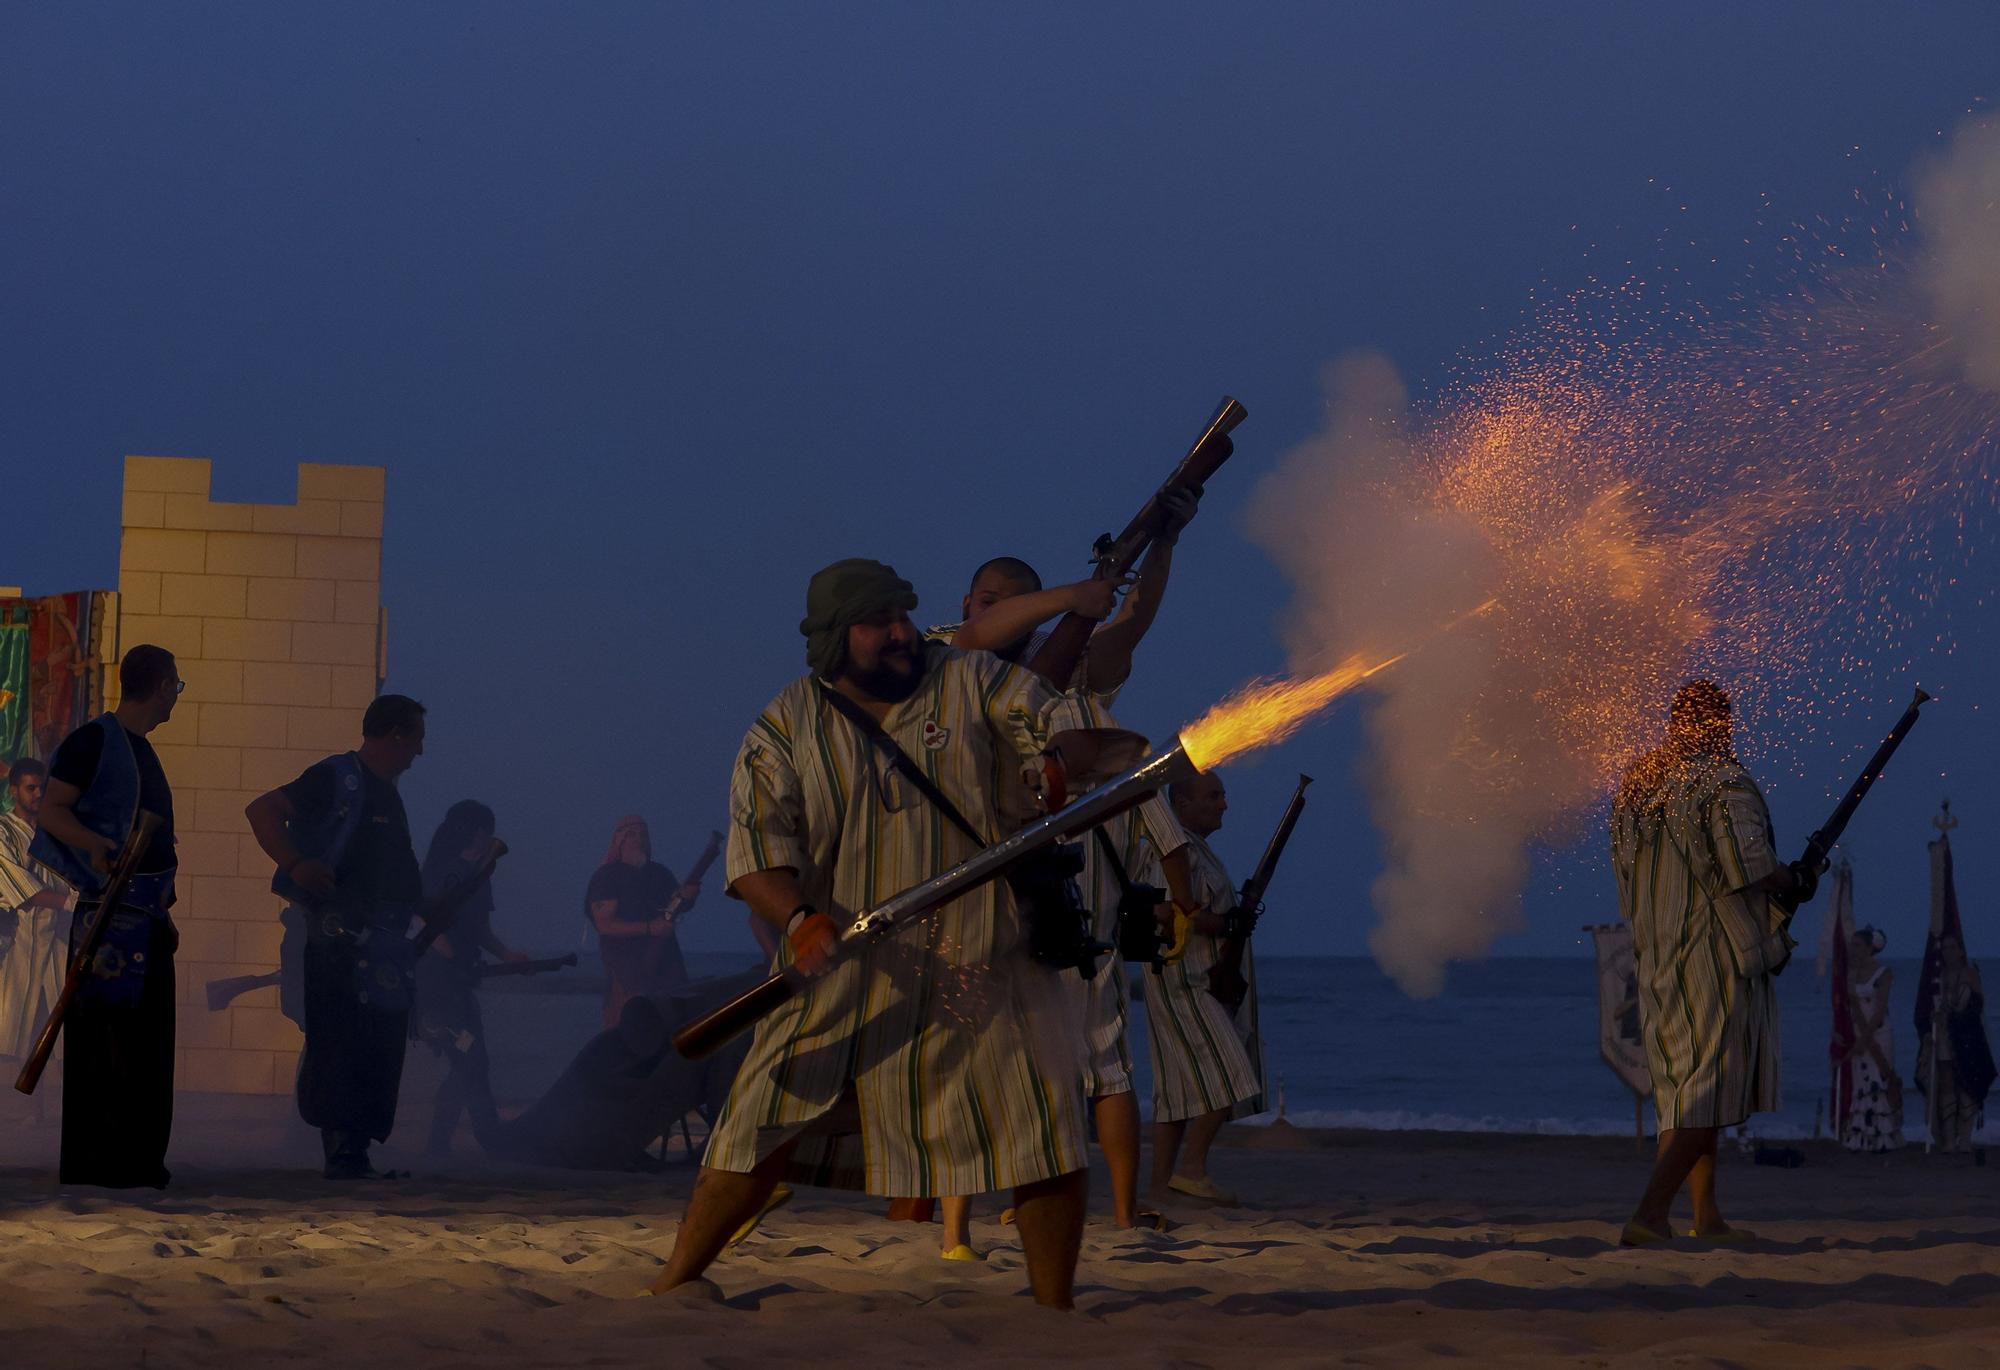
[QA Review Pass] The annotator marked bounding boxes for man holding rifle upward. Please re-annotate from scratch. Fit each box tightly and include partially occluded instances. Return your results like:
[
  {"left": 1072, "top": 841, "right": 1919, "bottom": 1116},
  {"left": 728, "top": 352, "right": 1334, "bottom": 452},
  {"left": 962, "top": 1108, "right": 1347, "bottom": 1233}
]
[
  {"left": 246, "top": 695, "right": 429, "bottom": 1180},
  {"left": 922, "top": 487, "right": 1203, "bottom": 1249},
  {"left": 643, "top": 558, "right": 1134, "bottom": 1309},
  {"left": 31, "top": 644, "right": 183, "bottom": 1188}
]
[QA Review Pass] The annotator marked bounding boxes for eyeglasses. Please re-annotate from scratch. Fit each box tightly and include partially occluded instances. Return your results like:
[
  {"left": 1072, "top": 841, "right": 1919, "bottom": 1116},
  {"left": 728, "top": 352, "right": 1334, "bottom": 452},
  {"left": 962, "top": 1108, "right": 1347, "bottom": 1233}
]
[{"left": 170, "top": 679, "right": 187, "bottom": 695}]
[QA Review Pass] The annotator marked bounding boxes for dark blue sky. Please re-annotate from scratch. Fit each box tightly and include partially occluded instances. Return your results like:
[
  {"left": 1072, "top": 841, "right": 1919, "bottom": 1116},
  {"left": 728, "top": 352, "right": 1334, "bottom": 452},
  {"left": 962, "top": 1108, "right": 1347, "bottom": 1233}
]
[{"left": 5, "top": 4, "right": 1995, "bottom": 971}]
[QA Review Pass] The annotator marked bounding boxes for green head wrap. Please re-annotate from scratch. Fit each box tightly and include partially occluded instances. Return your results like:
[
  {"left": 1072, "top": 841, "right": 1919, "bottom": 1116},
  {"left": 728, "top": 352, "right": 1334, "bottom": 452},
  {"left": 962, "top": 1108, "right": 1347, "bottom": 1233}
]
[{"left": 800, "top": 558, "right": 919, "bottom": 678}]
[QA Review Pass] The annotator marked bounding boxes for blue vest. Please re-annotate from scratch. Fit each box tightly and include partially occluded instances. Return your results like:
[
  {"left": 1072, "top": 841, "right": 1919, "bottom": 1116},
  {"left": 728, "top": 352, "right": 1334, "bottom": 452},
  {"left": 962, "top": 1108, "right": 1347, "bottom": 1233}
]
[
  {"left": 271, "top": 752, "right": 367, "bottom": 905},
  {"left": 31, "top": 713, "right": 141, "bottom": 895}
]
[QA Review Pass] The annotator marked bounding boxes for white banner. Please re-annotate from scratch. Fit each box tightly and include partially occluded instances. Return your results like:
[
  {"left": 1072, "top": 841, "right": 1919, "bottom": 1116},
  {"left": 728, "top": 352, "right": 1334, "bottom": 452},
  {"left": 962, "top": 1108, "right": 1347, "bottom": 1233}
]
[{"left": 1589, "top": 923, "right": 1650, "bottom": 1099}]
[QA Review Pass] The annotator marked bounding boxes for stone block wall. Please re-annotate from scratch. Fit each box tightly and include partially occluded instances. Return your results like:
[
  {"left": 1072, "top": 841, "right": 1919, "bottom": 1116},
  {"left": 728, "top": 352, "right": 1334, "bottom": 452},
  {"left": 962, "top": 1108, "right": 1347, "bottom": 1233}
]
[{"left": 117, "top": 456, "right": 387, "bottom": 1095}]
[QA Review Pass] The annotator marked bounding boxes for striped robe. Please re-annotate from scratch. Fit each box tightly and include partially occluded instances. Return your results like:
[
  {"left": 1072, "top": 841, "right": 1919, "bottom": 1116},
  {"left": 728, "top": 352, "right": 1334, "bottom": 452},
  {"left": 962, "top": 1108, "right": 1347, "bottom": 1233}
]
[
  {"left": 1072, "top": 793, "right": 1181, "bottom": 1099},
  {"left": 706, "top": 643, "right": 1092, "bottom": 1196},
  {"left": 0, "top": 809, "right": 71, "bottom": 1060},
  {"left": 1133, "top": 821, "right": 1263, "bottom": 1123},
  {"left": 1612, "top": 752, "right": 1782, "bottom": 1130}
]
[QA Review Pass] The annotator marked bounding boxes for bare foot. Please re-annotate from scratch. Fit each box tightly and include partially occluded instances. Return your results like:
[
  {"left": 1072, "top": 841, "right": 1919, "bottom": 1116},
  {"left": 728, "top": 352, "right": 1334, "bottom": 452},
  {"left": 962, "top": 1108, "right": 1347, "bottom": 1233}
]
[{"left": 640, "top": 1273, "right": 724, "bottom": 1301}]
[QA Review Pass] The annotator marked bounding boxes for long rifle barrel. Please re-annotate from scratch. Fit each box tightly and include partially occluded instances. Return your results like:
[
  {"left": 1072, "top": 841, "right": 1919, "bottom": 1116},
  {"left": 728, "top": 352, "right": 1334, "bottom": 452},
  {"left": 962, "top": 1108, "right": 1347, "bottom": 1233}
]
[
  {"left": 1797, "top": 687, "right": 1932, "bottom": 873},
  {"left": 1238, "top": 773, "right": 1314, "bottom": 916},
  {"left": 1025, "top": 396, "right": 1246, "bottom": 686},
  {"left": 673, "top": 740, "right": 1200, "bottom": 1060},
  {"left": 15, "top": 812, "right": 162, "bottom": 1095}
]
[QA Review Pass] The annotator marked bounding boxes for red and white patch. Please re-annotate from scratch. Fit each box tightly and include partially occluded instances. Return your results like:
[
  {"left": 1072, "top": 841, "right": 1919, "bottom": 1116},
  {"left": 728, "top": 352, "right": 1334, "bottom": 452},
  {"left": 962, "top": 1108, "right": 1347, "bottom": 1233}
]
[{"left": 920, "top": 719, "right": 951, "bottom": 750}]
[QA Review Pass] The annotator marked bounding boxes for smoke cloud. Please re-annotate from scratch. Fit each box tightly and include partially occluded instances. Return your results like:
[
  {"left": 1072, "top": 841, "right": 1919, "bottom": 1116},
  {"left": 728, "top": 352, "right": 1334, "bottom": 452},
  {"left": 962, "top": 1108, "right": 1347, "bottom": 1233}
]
[
  {"left": 1246, "top": 354, "right": 1721, "bottom": 994},
  {"left": 1917, "top": 116, "right": 2000, "bottom": 393},
  {"left": 1250, "top": 118, "right": 2000, "bottom": 997}
]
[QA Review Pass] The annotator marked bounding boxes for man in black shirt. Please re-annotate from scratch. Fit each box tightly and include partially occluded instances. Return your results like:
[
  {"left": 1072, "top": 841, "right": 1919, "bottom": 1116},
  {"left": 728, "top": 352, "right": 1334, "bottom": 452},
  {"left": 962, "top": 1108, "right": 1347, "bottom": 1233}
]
[
  {"left": 246, "top": 694, "right": 426, "bottom": 1179},
  {"left": 34, "top": 644, "right": 183, "bottom": 1188}
]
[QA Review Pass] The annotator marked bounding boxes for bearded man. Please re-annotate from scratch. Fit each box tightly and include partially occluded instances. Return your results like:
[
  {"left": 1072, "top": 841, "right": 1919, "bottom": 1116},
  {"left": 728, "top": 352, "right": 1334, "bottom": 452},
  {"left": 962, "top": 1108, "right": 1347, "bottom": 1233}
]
[{"left": 644, "top": 558, "right": 1136, "bottom": 1309}]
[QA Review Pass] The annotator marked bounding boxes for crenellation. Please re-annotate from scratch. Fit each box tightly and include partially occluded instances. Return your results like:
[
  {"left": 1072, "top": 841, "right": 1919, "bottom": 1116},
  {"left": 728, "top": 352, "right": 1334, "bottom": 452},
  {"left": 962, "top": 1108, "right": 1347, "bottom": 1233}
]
[{"left": 118, "top": 455, "right": 385, "bottom": 1095}]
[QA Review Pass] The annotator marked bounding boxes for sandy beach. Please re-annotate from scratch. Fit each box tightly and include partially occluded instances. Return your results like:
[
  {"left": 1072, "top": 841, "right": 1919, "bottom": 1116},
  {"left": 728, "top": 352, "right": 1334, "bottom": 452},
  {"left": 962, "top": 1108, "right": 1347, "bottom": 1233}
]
[{"left": 3, "top": 1094, "right": 1996, "bottom": 1369}]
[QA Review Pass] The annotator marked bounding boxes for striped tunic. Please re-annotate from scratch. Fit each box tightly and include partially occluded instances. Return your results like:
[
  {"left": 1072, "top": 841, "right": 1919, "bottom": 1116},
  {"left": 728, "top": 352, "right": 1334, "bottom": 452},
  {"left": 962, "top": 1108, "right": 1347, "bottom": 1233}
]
[
  {"left": 1611, "top": 751, "right": 1782, "bottom": 1130},
  {"left": 1072, "top": 792, "right": 1180, "bottom": 1099},
  {"left": 705, "top": 643, "right": 1093, "bottom": 1196},
  {"left": 0, "top": 809, "right": 70, "bottom": 1060},
  {"left": 1133, "top": 821, "right": 1263, "bottom": 1122}
]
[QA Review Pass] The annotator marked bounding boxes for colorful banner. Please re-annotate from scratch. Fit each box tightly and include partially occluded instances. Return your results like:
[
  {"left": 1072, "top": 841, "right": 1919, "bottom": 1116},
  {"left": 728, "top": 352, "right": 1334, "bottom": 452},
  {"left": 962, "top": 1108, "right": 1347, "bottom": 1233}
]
[
  {"left": 1589, "top": 922, "right": 1649, "bottom": 1099},
  {"left": 0, "top": 618, "right": 28, "bottom": 779}
]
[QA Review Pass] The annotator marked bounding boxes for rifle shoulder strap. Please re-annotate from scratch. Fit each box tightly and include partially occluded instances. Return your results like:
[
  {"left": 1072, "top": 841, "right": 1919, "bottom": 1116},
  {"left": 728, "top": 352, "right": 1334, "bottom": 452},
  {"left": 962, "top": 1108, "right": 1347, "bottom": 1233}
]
[
  {"left": 815, "top": 683, "right": 992, "bottom": 851},
  {"left": 1092, "top": 826, "right": 1140, "bottom": 895}
]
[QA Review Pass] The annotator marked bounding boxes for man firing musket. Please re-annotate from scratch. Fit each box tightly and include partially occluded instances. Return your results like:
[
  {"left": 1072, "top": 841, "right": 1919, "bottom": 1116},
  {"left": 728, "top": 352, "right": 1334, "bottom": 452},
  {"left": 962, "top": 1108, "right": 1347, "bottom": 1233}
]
[{"left": 640, "top": 558, "right": 1143, "bottom": 1310}]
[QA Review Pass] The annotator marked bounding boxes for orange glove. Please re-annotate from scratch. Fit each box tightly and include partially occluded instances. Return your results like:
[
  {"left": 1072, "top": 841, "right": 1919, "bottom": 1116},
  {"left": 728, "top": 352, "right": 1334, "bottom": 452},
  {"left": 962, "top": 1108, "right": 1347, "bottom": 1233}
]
[{"left": 787, "top": 910, "right": 839, "bottom": 975}]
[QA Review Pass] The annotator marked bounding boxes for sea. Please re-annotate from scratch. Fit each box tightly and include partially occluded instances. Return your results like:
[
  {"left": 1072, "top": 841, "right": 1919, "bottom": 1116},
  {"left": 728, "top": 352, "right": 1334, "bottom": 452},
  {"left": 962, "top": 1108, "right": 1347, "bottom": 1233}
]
[{"left": 484, "top": 952, "right": 1998, "bottom": 1143}]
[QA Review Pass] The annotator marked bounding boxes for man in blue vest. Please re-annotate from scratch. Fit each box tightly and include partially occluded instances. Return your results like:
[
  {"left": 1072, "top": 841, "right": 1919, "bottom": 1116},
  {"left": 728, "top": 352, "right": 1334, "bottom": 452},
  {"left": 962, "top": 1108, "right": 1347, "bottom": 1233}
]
[
  {"left": 34, "top": 644, "right": 183, "bottom": 1188},
  {"left": 246, "top": 695, "right": 426, "bottom": 1179}
]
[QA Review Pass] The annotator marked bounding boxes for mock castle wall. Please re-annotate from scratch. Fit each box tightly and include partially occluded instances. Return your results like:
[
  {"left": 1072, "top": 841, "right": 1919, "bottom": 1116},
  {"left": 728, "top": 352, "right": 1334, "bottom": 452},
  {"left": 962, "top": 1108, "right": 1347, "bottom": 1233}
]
[{"left": 116, "top": 456, "right": 387, "bottom": 1095}]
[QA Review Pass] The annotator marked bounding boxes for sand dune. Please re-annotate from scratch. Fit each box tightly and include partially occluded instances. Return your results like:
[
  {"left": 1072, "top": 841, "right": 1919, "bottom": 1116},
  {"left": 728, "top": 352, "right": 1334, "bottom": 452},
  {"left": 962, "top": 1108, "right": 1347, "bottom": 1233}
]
[{"left": 2, "top": 1105, "right": 1996, "bottom": 1368}]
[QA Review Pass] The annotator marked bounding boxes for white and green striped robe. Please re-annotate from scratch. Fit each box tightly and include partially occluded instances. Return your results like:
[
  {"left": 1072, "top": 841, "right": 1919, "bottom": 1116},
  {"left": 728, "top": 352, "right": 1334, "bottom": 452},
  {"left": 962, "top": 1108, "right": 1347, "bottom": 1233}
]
[
  {"left": 1611, "top": 752, "right": 1782, "bottom": 1130},
  {"left": 0, "top": 809, "right": 70, "bottom": 1060},
  {"left": 706, "top": 643, "right": 1093, "bottom": 1196},
  {"left": 1071, "top": 792, "right": 1180, "bottom": 1099},
  {"left": 1133, "top": 821, "right": 1263, "bottom": 1123}
]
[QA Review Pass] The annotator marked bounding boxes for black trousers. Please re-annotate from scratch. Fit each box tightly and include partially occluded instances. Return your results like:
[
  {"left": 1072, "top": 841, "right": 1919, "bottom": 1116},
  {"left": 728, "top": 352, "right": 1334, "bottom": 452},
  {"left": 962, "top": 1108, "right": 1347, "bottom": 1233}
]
[
  {"left": 296, "top": 941, "right": 408, "bottom": 1147},
  {"left": 418, "top": 970, "right": 501, "bottom": 1155},
  {"left": 60, "top": 920, "right": 175, "bottom": 1188}
]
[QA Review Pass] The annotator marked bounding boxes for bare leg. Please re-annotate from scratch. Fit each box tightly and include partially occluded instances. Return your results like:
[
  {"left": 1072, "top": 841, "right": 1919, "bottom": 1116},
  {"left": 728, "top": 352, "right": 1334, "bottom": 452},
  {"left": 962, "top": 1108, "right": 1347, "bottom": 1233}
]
[
  {"left": 1093, "top": 1091, "right": 1143, "bottom": 1226},
  {"left": 1149, "top": 1119, "right": 1185, "bottom": 1197},
  {"left": 1687, "top": 1132, "right": 1728, "bottom": 1235},
  {"left": 646, "top": 1142, "right": 796, "bottom": 1294},
  {"left": 1174, "top": 1108, "right": 1229, "bottom": 1182},
  {"left": 1012, "top": 1169, "right": 1087, "bottom": 1309},
  {"left": 940, "top": 1194, "right": 973, "bottom": 1252},
  {"left": 1629, "top": 1126, "right": 1715, "bottom": 1233}
]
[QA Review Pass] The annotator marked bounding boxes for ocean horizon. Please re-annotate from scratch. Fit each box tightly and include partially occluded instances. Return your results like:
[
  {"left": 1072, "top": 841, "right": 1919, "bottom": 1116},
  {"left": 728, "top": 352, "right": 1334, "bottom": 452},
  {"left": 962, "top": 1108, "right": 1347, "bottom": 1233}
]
[{"left": 485, "top": 950, "right": 1997, "bottom": 1143}]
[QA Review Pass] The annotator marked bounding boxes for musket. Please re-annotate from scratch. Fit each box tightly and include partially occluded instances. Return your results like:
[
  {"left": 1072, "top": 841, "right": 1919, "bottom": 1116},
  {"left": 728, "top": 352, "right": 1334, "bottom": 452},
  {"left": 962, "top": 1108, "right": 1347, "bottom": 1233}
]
[
  {"left": 1208, "top": 773, "right": 1312, "bottom": 1012},
  {"left": 476, "top": 952, "right": 578, "bottom": 980},
  {"left": 205, "top": 945, "right": 575, "bottom": 1011},
  {"left": 673, "top": 741, "right": 1199, "bottom": 1060},
  {"left": 643, "top": 829, "right": 724, "bottom": 981},
  {"left": 14, "top": 811, "right": 162, "bottom": 1095},
  {"left": 408, "top": 838, "right": 509, "bottom": 957},
  {"left": 1023, "top": 397, "right": 1247, "bottom": 687},
  {"left": 1793, "top": 688, "right": 1933, "bottom": 884}
]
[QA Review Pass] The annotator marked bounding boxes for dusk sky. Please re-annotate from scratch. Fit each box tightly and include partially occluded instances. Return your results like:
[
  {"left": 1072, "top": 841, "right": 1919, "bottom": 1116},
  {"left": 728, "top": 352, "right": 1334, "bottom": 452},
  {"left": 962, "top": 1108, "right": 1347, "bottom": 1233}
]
[{"left": 6, "top": 3, "right": 1996, "bottom": 973}]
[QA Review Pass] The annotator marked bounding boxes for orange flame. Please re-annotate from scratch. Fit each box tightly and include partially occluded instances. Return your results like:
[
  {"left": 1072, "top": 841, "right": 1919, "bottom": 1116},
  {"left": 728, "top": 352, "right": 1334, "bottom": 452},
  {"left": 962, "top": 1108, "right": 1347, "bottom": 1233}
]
[
  {"left": 1178, "top": 600, "right": 1500, "bottom": 772},
  {"left": 1180, "top": 650, "right": 1409, "bottom": 772}
]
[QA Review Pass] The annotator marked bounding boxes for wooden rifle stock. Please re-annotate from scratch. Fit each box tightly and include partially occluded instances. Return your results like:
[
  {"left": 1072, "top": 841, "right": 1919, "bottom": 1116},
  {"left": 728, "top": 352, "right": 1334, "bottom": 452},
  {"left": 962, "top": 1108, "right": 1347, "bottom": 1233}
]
[
  {"left": 643, "top": 829, "right": 724, "bottom": 981},
  {"left": 672, "top": 971, "right": 798, "bottom": 1060},
  {"left": 15, "top": 811, "right": 162, "bottom": 1095},
  {"left": 1025, "top": 396, "right": 1246, "bottom": 686},
  {"left": 207, "top": 969, "right": 282, "bottom": 1011},
  {"left": 1209, "top": 774, "right": 1312, "bottom": 1012}
]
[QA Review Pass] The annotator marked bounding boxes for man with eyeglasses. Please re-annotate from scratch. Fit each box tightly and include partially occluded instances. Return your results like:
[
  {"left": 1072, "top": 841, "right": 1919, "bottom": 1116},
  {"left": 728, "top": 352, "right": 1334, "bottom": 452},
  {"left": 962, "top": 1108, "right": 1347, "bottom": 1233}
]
[{"left": 32, "top": 644, "right": 184, "bottom": 1188}]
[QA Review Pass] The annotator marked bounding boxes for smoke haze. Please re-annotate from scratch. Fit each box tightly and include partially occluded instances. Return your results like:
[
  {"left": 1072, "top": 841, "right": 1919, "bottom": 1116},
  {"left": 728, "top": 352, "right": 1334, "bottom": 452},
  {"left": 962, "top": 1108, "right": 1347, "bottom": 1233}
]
[{"left": 1917, "top": 116, "right": 2000, "bottom": 394}]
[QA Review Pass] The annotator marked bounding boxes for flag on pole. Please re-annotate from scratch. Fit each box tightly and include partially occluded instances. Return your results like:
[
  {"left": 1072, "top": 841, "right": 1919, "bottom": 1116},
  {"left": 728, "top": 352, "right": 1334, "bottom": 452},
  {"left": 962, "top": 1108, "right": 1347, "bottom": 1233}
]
[
  {"left": 1822, "top": 858, "right": 1857, "bottom": 1137},
  {"left": 1916, "top": 807, "right": 1964, "bottom": 1051},
  {"left": 1588, "top": 923, "right": 1649, "bottom": 1099}
]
